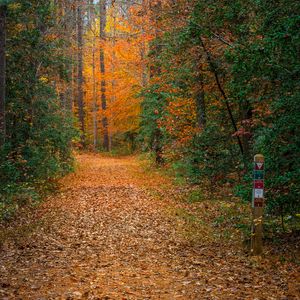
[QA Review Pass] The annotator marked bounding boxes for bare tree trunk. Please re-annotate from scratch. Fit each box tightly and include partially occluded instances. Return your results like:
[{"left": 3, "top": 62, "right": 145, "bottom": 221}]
[
  {"left": 70, "top": 1, "right": 77, "bottom": 111},
  {"left": 100, "top": 0, "right": 109, "bottom": 151},
  {"left": 109, "top": 2, "right": 117, "bottom": 151},
  {"left": 200, "top": 37, "right": 244, "bottom": 157},
  {"left": 65, "top": 0, "right": 74, "bottom": 111},
  {"left": 88, "top": 0, "right": 98, "bottom": 150},
  {"left": 77, "top": 1, "right": 85, "bottom": 145},
  {"left": 92, "top": 32, "right": 98, "bottom": 150},
  {"left": 0, "top": 5, "right": 6, "bottom": 146},
  {"left": 138, "top": 0, "right": 149, "bottom": 88},
  {"left": 149, "top": 0, "right": 163, "bottom": 164},
  {"left": 70, "top": 51, "right": 74, "bottom": 111}
]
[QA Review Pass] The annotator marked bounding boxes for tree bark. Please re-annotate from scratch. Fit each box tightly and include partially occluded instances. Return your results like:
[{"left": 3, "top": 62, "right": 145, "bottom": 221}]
[
  {"left": 65, "top": 0, "right": 74, "bottom": 111},
  {"left": 77, "top": 2, "right": 85, "bottom": 145},
  {"left": 91, "top": 2, "right": 98, "bottom": 151},
  {"left": 140, "top": 0, "right": 149, "bottom": 87},
  {"left": 100, "top": 0, "right": 109, "bottom": 151},
  {"left": 92, "top": 41, "right": 98, "bottom": 150},
  {"left": 0, "top": 5, "right": 6, "bottom": 146},
  {"left": 200, "top": 37, "right": 244, "bottom": 157},
  {"left": 70, "top": 1, "right": 77, "bottom": 111},
  {"left": 149, "top": 0, "right": 163, "bottom": 164},
  {"left": 109, "top": 3, "right": 117, "bottom": 150}
]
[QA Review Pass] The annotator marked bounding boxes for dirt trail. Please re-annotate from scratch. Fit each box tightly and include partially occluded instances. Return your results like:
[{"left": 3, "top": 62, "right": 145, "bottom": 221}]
[{"left": 0, "top": 154, "right": 298, "bottom": 299}]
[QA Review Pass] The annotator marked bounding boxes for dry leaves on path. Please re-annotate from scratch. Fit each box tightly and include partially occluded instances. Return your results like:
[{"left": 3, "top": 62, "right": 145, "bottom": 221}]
[{"left": 0, "top": 154, "right": 299, "bottom": 299}]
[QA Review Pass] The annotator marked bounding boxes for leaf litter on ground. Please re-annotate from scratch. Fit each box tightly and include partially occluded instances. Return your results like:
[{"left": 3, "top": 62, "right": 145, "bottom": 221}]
[{"left": 0, "top": 153, "right": 299, "bottom": 299}]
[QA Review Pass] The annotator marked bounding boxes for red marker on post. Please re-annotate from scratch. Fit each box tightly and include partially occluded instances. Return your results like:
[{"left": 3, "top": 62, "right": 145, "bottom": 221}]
[{"left": 251, "top": 154, "right": 265, "bottom": 255}]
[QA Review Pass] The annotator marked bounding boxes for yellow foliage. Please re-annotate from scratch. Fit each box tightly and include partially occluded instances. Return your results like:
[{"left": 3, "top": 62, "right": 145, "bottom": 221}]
[
  {"left": 8, "top": 3, "right": 22, "bottom": 10},
  {"left": 83, "top": 3, "right": 148, "bottom": 141}
]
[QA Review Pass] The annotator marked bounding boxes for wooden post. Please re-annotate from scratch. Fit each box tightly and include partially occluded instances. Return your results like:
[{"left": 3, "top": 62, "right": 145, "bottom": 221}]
[{"left": 251, "top": 154, "right": 265, "bottom": 255}]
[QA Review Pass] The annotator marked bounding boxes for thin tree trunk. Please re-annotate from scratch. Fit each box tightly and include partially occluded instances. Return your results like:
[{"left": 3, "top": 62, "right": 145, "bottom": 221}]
[
  {"left": 149, "top": 0, "right": 163, "bottom": 164},
  {"left": 0, "top": 5, "right": 6, "bottom": 146},
  {"left": 77, "top": 2, "right": 85, "bottom": 145},
  {"left": 109, "top": 3, "right": 117, "bottom": 151},
  {"left": 89, "top": 0, "right": 98, "bottom": 150},
  {"left": 65, "top": 0, "right": 74, "bottom": 111},
  {"left": 140, "top": 0, "right": 148, "bottom": 87},
  {"left": 100, "top": 0, "right": 109, "bottom": 151},
  {"left": 70, "top": 1, "right": 77, "bottom": 111},
  {"left": 70, "top": 52, "right": 74, "bottom": 111},
  {"left": 92, "top": 33, "right": 98, "bottom": 150},
  {"left": 200, "top": 37, "right": 244, "bottom": 156}
]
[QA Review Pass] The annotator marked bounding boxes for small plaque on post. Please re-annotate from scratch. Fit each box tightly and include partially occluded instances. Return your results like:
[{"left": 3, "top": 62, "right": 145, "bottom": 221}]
[{"left": 251, "top": 154, "right": 265, "bottom": 256}]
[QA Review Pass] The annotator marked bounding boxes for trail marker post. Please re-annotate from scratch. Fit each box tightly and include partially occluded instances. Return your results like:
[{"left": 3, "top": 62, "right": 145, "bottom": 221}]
[{"left": 251, "top": 154, "right": 265, "bottom": 255}]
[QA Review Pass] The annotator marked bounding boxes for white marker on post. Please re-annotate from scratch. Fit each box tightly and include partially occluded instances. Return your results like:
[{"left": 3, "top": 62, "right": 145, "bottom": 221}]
[{"left": 251, "top": 154, "right": 265, "bottom": 255}]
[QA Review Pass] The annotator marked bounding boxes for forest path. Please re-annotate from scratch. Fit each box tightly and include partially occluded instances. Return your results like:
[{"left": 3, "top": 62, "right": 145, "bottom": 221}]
[{"left": 0, "top": 154, "right": 298, "bottom": 299}]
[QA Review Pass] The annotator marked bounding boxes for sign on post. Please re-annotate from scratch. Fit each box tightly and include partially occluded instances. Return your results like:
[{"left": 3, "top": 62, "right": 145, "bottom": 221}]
[{"left": 251, "top": 154, "right": 265, "bottom": 255}]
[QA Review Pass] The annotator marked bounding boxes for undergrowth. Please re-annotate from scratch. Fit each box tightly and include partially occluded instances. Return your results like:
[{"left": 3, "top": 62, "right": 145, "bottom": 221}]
[{"left": 139, "top": 154, "right": 300, "bottom": 261}]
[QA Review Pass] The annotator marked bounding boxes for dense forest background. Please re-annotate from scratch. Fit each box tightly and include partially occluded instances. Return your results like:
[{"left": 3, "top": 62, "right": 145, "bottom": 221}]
[{"left": 0, "top": 0, "right": 299, "bottom": 232}]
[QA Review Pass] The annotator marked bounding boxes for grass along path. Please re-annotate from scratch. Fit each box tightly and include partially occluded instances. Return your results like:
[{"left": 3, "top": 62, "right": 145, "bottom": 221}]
[{"left": 0, "top": 153, "right": 299, "bottom": 299}]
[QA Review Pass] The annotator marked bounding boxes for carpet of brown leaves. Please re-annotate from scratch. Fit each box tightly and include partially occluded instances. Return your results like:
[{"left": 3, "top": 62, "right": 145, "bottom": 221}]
[{"left": 0, "top": 153, "right": 299, "bottom": 299}]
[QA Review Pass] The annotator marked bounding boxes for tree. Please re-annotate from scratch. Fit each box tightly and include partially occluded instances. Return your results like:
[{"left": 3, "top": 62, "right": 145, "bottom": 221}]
[
  {"left": 0, "top": 4, "right": 6, "bottom": 146},
  {"left": 139, "top": 0, "right": 300, "bottom": 220},
  {"left": 0, "top": 0, "right": 78, "bottom": 218},
  {"left": 149, "top": 0, "right": 164, "bottom": 164},
  {"left": 100, "top": 0, "right": 109, "bottom": 151},
  {"left": 77, "top": 0, "right": 85, "bottom": 145}
]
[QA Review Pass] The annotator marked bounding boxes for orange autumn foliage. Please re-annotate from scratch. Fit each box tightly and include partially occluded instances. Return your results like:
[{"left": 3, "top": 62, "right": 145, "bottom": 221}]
[{"left": 82, "top": 3, "right": 151, "bottom": 143}]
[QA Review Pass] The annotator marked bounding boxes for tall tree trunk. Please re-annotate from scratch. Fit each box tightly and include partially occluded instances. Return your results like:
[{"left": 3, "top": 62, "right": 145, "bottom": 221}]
[
  {"left": 149, "top": 0, "right": 163, "bottom": 164},
  {"left": 65, "top": 0, "right": 74, "bottom": 111},
  {"left": 69, "top": 50, "right": 74, "bottom": 111},
  {"left": 0, "top": 5, "right": 6, "bottom": 146},
  {"left": 92, "top": 31, "right": 98, "bottom": 150},
  {"left": 109, "top": 3, "right": 117, "bottom": 150},
  {"left": 77, "top": 2, "right": 85, "bottom": 145},
  {"left": 89, "top": 0, "right": 98, "bottom": 150},
  {"left": 139, "top": 0, "right": 149, "bottom": 88},
  {"left": 70, "top": 1, "right": 77, "bottom": 111},
  {"left": 100, "top": 0, "right": 109, "bottom": 151},
  {"left": 200, "top": 37, "right": 244, "bottom": 157}
]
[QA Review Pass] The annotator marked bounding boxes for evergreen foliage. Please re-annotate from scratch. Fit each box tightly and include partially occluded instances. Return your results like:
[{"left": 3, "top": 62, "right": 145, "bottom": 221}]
[
  {"left": 0, "top": 0, "right": 78, "bottom": 219},
  {"left": 140, "top": 0, "right": 300, "bottom": 219}
]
